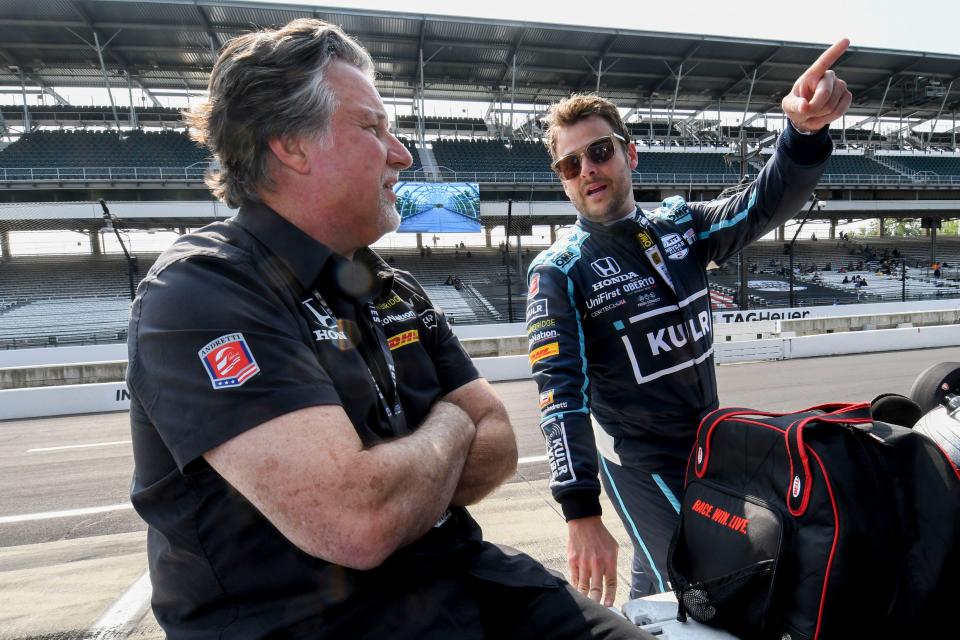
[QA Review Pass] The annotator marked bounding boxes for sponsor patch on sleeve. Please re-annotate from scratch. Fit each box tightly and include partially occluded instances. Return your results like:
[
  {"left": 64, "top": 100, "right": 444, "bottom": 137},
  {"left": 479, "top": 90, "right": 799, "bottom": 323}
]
[
  {"left": 528, "top": 273, "right": 540, "bottom": 296},
  {"left": 542, "top": 417, "right": 576, "bottom": 486},
  {"left": 388, "top": 328, "right": 420, "bottom": 350},
  {"left": 199, "top": 333, "right": 260, "bottom": 389},
  {"left": 539, "top": 389, "right": 555, "bottom": 409},
  {"left": 529, "top": 341, "right": 560, "bottom": 365}
]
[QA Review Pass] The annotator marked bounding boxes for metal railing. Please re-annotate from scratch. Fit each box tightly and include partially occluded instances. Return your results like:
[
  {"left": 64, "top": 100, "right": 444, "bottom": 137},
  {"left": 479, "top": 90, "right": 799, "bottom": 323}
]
[
  {"left": 0, "top": 166, "right": 209, "bottom": 182},
  {"left": 2, "top": 166, "right": 960, "bottom": 186}
]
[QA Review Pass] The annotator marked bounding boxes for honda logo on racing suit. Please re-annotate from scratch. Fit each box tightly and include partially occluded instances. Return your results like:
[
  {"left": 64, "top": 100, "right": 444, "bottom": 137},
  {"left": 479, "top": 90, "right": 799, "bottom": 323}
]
[{"left": 590, "top": 257, "right": 621, "bottom": 278}]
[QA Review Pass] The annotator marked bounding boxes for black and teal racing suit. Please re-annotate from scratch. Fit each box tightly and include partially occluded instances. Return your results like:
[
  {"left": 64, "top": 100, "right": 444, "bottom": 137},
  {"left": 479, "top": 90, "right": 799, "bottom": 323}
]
[{"left": 526, "top": 125, "right": 832, "bottom": 575}]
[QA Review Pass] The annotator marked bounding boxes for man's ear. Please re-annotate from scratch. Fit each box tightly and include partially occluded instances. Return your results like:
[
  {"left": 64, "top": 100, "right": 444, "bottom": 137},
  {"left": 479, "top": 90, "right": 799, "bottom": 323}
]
[
  {"left": 626, "top": 141, "right": 638, "bottom": 171},
  {"left": 267, "top": 135, "right": 310, "bottom": 175}
]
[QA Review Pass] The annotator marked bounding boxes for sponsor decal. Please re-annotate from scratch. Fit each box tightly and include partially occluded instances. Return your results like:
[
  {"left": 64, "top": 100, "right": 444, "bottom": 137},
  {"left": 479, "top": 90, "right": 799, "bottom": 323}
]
[
  {"left": 586, "top": 288, "right": 620, "bottom": 309},
  {"left": 552, "top": 250, "right": 576, "bottom": 268},
  {"left": 542, "top": 401, "right": 569, "bottom": 414},
  {"left": 662, "top": 233, "right": 689, "bottom": 261},
  {"left": 302, "top": 298, "right": 349, "bottom": 342},
  {"left": 542, "top": 417, "right": 576, "bottom": 485},
  {"left": 632, "top": 292, "right": 661, "bottom": 309},
  {"left": 696, "top": 446, "right": 704, "bottom": 465},
  {"left": 683, "top": 228, "right": 697, "bottom": 246},
  {"left": 381, "top": 309, "right": 417, "bottom": 325},
  {"left": 589, "top": 298, "right": 626, "bottom": 318},
  {"left": 528, "top": 273, "right": 540, "bottom": 296},
  {"left": 198, "top": 333, "right": 260, "bottom": 389},
  {"left": 418, "top": 309, "right": 438, "bottom": 330},
  {"left": 636, "top": 231, "right": 654, "bottom": 249},
  {"left": 539, "top": 389, "right": 555, "bottom": 409},
  {"left": 375, "top": 294, "right": 403, "bottom": 310},
  {"left": 388, "top": 329, "right": 420, "bottom": 350},
  {"left": 792, "top": 476, "right": 802, "bottom": 498},
  {"left": 529, "top": 341, "right": 560, "bottom": 365},
  {"left": 590, "top": 256, "right": 621, "bottom": 278},
  {"left": 526, "top": 318, "right": 556, "bottom": 333},
  {"left": 591, "top": 270, "right": 644, "bottom": 292},
  {"left": 717, "top": 310, "right": 811, "bottom": 323},
  {"left": 646, "top": 311, "right": 712, "bottom": 356},
  {"left": 690, "top": 498, "right": 749, "bottom": 536},
  {"left": 621, "top": 275, "right": 657, "bottom": 294},
  {"left": 528, "top": 328, "right": 559, "bottom": 347},
  {"left": 526, "top": 298, "right": 549, "bottom": 322}
]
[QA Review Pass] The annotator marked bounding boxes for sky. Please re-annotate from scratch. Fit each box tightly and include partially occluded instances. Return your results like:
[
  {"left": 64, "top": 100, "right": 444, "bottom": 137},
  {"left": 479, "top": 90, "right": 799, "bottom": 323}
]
[
  {"left": 11, "top": 0, "right": 960, "bottom": 114},
  {"left": 301, "top": 0, "right": 960, "bottom": 56}
]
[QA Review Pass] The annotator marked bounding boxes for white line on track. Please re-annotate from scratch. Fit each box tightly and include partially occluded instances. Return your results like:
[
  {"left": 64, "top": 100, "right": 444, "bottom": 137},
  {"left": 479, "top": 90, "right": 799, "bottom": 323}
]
[
  {"left": 518, "top": 455, "right": 547, "bottom": 465},
  {"left": 0, "top": 502, "right": 134, "bottom": 524},
  {"left": 86, "top": 570, "right": 153, "bottom": 640},
  {"left": 27, "top": 440, "right": 132, "bottom": 453}
]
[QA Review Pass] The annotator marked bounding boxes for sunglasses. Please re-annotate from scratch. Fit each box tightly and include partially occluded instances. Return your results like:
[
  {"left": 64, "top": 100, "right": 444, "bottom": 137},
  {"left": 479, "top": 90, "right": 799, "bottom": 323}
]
[{"left": 551, "top": 133, "right": 627, "bottom": 180}]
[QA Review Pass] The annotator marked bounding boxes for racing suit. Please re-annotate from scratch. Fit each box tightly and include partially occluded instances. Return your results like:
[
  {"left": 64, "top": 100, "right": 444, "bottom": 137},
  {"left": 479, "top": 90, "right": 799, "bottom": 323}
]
[{"left": 526, "top": 123, "right": 831, "bottom": 596}]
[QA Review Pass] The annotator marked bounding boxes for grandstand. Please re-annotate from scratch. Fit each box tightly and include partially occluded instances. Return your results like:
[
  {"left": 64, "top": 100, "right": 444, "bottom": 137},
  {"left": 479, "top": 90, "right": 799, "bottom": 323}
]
[{"left": 1, "top": 0, "right": 960, "bottom": 349}]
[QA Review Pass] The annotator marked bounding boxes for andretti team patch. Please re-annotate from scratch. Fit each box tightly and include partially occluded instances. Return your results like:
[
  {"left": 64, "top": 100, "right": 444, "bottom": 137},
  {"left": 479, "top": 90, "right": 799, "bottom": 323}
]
[{"left": 198, "top": 333, "right": 260, "bottom": 389}]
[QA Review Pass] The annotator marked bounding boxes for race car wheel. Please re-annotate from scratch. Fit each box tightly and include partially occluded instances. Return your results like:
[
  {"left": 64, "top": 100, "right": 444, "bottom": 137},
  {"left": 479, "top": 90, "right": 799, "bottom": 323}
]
[{"left": 909, "top": 361, "right": 960, "bottom": 414}]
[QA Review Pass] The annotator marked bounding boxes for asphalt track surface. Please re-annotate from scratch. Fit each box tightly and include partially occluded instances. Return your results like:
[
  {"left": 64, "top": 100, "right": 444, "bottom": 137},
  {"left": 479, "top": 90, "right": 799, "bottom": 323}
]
[{"left": 3, "top": 346, "right": 960, "bottom": 639}]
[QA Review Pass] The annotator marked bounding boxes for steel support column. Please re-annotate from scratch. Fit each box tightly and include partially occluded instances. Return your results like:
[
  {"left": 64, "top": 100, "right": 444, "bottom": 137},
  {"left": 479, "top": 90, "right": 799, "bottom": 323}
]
[
  {"left": 867, "top": 78, "right": 893, "bottom": 147},
  {"left": 925, "top": 81, "right": 953, "bottom": 150},
  {"left": 17, "top": 69, "right": 30, "bottom": 132}
]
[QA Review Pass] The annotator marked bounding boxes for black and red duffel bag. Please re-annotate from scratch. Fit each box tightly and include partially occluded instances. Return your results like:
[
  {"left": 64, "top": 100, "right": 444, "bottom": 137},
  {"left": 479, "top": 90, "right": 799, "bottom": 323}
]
[{"left": 667, "top": 402, "right": 960, "bottom": 640}]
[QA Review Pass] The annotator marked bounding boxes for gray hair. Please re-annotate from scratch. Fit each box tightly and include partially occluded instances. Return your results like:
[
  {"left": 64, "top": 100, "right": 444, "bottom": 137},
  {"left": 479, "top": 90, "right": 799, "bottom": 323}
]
[{"left": 185, "top": 19, "right": 375, "bottom": 208}]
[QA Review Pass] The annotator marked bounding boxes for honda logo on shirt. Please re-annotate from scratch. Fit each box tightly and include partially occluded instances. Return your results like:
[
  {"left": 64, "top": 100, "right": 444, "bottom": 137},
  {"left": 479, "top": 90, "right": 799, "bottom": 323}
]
[{"left": 590, "top": 257, "right": 621, "bottom": 278}]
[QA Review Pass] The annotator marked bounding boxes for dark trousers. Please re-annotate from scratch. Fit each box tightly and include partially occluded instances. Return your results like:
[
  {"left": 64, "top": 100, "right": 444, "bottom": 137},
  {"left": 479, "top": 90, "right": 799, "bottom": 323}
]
[
  {"left": 598, "top": 454, "right": 686, "bottom": 599},
  {"left": 470, "top": 577, "right": 654, "bottom": 640}
]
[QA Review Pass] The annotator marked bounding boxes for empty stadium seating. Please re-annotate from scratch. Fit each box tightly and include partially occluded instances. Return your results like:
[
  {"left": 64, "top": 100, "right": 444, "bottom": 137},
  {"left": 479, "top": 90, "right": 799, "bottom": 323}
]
[
  {"left": 0, "top": 130, "right": 209, "bottom": 169},
  {"left": 823, "top": 154, "right": 897, "bottom": 176},
  {"left": 890, "top": 155, "right": 960, "bottom": 176},
  {"left": 635, "top": 152, "right": 743, "bottom": 176},
  {"left": 432, "top": 139, "right": 551, "bottom": 174}
]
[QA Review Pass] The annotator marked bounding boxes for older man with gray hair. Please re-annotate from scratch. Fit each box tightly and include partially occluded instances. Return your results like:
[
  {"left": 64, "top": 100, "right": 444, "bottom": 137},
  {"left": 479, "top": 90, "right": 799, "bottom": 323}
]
[{"left": 127, "top": 18, "right": 651, "bottom": 640}]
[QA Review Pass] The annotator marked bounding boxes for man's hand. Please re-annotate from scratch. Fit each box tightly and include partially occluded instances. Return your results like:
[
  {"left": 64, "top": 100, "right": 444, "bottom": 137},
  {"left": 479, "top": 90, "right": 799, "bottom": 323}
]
[
  {"left": 782, "top": 39, "right": 853, "bottom": 133},
  {"left": 567, "top": 516, "right": 619, "bottom": 607}
]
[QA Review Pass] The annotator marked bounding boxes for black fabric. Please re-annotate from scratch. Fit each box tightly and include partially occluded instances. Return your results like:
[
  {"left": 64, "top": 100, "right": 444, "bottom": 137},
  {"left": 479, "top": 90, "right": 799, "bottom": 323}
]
[
  {"left": 597, "top": 451, "right": 685, "bottom": 599},
  {"left": 470, "top": 578, "right": 655, "bottom": 640},
  {"left": 668, "top": 404, "right": 960, "bottom": 640},
  {"left": 526, "top": 126, "right": 832, "bottom": 524},
  {"left": 127, "top": 202, "right": 557, "bottom": 639}
]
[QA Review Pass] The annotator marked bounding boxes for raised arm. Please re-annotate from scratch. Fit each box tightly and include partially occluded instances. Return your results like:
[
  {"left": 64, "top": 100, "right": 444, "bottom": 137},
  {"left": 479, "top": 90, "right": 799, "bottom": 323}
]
[
  {"left": 204, "top": 400, "right": 475, "bottom": 571},
  {"left": 443, "top": 378, "right": 518, "bottom": 506}
]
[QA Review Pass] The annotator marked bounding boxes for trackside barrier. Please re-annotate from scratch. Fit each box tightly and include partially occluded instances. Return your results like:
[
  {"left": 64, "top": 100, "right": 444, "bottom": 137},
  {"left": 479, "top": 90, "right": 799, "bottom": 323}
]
[
  {"left": 0, "top": 344, "right": 127, "bottom": 369},
  {"left": 0, "top": 360, "right": 532, "bottom": 420},
  {"left": 784, "top": 324, "right": 960, "bottom": 359},
  {"left": 0, "top": 382, "right": 129, "bottom": 421},
  {"left": 3, "top": 325, "right": 960, "bottom": 421}
]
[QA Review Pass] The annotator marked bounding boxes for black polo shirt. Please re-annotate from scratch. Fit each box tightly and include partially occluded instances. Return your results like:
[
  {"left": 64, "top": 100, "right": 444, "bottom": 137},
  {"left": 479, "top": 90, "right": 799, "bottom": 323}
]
[{"left": 127, "top": 202, "right": 558, "bottom": 639}]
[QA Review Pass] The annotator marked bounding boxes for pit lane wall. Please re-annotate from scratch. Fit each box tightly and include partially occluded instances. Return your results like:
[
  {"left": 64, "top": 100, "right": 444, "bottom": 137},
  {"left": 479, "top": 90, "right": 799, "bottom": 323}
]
[{"left": 3, "top": 300, "right": 960, "bottom": 420}]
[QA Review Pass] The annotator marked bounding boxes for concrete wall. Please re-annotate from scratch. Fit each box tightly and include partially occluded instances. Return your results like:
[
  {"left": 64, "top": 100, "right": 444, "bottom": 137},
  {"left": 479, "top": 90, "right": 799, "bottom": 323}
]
[{"left": 0, "top": 362, "right": 127, "bottom": 390}]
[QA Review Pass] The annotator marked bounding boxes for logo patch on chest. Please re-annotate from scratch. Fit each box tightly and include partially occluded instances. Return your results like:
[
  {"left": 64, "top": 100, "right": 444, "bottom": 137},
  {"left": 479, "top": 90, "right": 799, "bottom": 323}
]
[{"left": 661, "top": 233, "right": 689, "bottom": 260}]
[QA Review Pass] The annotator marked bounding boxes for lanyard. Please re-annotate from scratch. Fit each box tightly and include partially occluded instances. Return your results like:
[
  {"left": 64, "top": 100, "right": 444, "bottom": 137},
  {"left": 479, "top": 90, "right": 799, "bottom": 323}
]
[
  {"left": 630, "top": 209, "right": 676, "bottom": 294},
  {"left": 309, "top": 288, "right": 405, "bottom": 431}
]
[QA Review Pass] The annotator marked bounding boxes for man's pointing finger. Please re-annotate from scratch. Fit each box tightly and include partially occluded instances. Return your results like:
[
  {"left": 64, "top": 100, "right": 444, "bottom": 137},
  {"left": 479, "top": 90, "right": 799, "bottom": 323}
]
[{"left": 805, "top": 39, "right": 850, "bottom": 80}]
